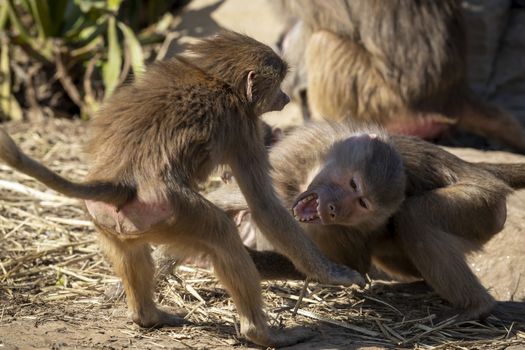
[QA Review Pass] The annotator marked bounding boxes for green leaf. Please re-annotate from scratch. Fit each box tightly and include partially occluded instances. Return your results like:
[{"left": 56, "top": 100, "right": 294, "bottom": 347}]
[
  {"left": 27, "top": 0, "right": 52, "bottom": 39},
  {"left": 75, "top": 0, "right": 106, "bottom": 13},
  {"left": 102, "top": 15, "right": 121, "bottom": 99},
  {"left": 155, "top": 12, "right": 173, "bottom": 33},
  {"left": 48, "top": 0, "right": 69, "bottom": 36},
  {"left": 70, "top": 33, "right": 103, "bottom": 59},
  {"left": 5, "top": 0, "right": 31, "bottom": 43},
  {"left": 64, "top": 14, "right": 106, "bottom": 49},
  {"left": 118, "top": 21, "right": 144, "bottom": 77},
  {"left": 63, "top": 13, "right": 107, "bottom": 45},
  {"left": 62, "top": 0, "right": 85, "bottom": 36},
  {"left": 19, "top": 0, "right": 31, "bottom": 12},
  {"left": 0, "top": 37, "right": 23, "bottom": 120},
  {"left": 107, "top": 0, "right": 123, "bottom": 12},
  {"left": 0, "top": 3, "right": 8, "bottom": 30}
]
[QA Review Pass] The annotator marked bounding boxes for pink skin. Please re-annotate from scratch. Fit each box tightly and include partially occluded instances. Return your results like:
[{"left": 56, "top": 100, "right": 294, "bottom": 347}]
[
  {"left": 85, "top": 197, "right": 173, "bottom": 235},
  {"left": 386, "top": 115, "right": 452, "bottom": 139}
]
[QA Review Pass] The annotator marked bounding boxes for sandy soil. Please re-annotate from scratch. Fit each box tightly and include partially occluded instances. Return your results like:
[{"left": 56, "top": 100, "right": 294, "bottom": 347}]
[
  {"left": 1, "top": 1, "right": 525, "bottom": 349},
  {"left": 454, "top": 149, "right": 525, "bottom": 302},
  {"left": 1, "top": 119, "right": 523, "bottom": 349}
]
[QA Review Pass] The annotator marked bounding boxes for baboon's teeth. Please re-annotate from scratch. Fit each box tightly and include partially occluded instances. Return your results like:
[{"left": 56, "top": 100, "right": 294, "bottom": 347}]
[{"left": 293, "top": 193, "right": 320, "bottom": 223}]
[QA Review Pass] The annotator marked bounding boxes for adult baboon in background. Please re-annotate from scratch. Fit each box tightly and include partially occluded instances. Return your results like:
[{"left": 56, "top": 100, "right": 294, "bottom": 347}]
[
  {"left": 207, "top": 122, "right": 525, "bottom": 321},
  {"left": 272, "top": 0, "right": 525, "bottom": 153},
  {"left": 0, "top": 32, "right": 363, "bottom": 347}
]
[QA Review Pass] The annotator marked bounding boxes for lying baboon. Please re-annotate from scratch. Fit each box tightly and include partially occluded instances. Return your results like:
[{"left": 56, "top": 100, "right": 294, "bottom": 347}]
[
  {"left": 0, "top": 32, "right": 363, "bottom": 347},
  {"left": 207, "top": 122, "right": 525, "bottom": 321},
  {"left": 272, "top": 0, "right": 525, "bottom": 152}
]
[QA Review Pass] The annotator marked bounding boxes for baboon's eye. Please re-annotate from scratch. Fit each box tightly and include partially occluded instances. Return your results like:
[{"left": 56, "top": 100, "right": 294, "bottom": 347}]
[
  {"left": 358, "top": 198, "right": 368, "bottom": 209},
  {"left": 350, "top": 178, "right": 357, "bottom": 190}
]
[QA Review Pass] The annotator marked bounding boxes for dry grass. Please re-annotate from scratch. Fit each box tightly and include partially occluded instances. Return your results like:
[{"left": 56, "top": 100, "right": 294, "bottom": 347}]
[{"left": 1, "top": 119, "right": 524, "bottom": 349}]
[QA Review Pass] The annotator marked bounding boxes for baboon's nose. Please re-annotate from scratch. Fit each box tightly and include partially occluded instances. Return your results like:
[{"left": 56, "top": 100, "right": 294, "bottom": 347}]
[
  {"left": 282, "top": 93, "right": 290, "bottom": 105},
  {"left": 328, "top": 203, "right": 337, "bottom": 220}
]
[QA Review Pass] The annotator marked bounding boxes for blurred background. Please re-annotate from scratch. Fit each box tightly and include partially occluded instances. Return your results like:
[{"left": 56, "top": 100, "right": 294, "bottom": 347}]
[
  {"left": 0, "top": 0, "right": 524, "bottom": 128},
  {"left": 0, "top": 0, "right": 283, "bottom": 122}
]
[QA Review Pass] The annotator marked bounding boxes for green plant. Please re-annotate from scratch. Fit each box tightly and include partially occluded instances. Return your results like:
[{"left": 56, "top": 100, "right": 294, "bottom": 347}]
[{"left": 0, "top": 0, "right": 184, "bottom": 120}]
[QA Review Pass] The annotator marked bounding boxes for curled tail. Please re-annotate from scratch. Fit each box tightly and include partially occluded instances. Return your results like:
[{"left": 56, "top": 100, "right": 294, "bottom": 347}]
[
  {"left": 479, "top": 162, "right": 525, "bottom": 189},
  {"left": 0, "top": 128, "right": 134, "bottom": 206}
]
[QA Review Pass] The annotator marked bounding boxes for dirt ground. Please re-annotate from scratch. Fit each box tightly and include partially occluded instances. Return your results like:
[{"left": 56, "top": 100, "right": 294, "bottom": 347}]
[
  {"left": 1, "top": 1, "right": 525, "bottom": 349},
  {"left": 1, "top": 120, "right": 524, "bottom": 350}
]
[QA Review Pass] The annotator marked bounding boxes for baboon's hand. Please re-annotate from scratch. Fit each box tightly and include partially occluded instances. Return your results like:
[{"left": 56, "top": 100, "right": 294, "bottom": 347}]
[
  {"left": 290, "top": 246, "right": 366, "bottom": 287},
  {"left": 315, "top": 260, "right": 365, "bottom": 287}
]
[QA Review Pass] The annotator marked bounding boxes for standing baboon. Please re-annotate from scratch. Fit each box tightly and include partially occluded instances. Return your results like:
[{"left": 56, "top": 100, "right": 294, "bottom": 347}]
[
  {"left": 0, "top": 32, "right": 363, "bottom": 347},
  {"left": 207, "top": 122, "right": 525, "bottom": 321},
  {"left": 272, "top": 0, "right": 525, "bottom": 152}
]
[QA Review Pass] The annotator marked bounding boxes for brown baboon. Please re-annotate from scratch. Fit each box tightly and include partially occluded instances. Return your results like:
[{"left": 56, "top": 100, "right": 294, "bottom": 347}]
[
  {"left": 207, "top": 122, "right": 525, "bottom": 321},
  {"left": 0, "top": 32, "right": 364, "bottom": 347},
  {"left": 272, "top": 0, "right": 525, "bottom": 152}
]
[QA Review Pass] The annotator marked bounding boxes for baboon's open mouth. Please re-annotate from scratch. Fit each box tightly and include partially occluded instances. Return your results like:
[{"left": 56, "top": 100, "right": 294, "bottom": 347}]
[{"left": 292, "top": 192, "right": 322, "bottom": 224}]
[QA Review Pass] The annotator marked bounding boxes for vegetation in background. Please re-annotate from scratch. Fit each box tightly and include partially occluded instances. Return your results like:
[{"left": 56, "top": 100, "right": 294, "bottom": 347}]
[{"left": 0, "top": 0, "right": 189, "bottom": 121}]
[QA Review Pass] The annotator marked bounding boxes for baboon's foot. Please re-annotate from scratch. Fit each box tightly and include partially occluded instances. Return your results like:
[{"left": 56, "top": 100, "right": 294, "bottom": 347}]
[
  {"left": 245, "top": 325, "right": 316, "bottom": 347},
  {"left": 131, "top": 307, "right": 188, "bottom": 328}
]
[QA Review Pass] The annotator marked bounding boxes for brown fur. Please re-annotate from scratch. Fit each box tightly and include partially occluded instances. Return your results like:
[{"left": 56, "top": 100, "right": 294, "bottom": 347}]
[
  {"left": 0, "top": 32, "right": 364, "bottom": 347},
  {"left": 274, "top": 0, "right": 525, "bottom": 152},
  {"left": 208, "top": 122, "right": 525, "bottom": 321}
]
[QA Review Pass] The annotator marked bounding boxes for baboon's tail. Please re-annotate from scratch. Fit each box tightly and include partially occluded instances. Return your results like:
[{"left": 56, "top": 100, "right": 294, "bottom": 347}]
[
  {"left": 479, "top": 162, "right": 525, "bottom": 189},
  {"left": 492, "top": 301, "right": 525, "bottom": 325},
  {"left": 0, "top": 128, "right": 134, "bottom": 206},
  {"left": 457, "top": 94, "right": 525, "bottom": 154}
]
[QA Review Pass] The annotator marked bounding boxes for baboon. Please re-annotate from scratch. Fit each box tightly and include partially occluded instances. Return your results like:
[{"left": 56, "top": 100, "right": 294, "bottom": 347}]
[
  {"left": 220, "top": 121, "right": 283, "bottom": 183},
  {"left": 207, "top": 122, "right": 525, "bottom": 321},
  {"left": 272, "top": 0, "right": 525, "bottom": 152},
  {"left": 0, "top": 32, "right": 363, "bottom": 347}
]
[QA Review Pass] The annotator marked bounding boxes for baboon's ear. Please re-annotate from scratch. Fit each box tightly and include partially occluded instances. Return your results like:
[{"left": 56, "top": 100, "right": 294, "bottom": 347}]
[{"left": 246, "top": 71, "right": 255, "bottom": 103}]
